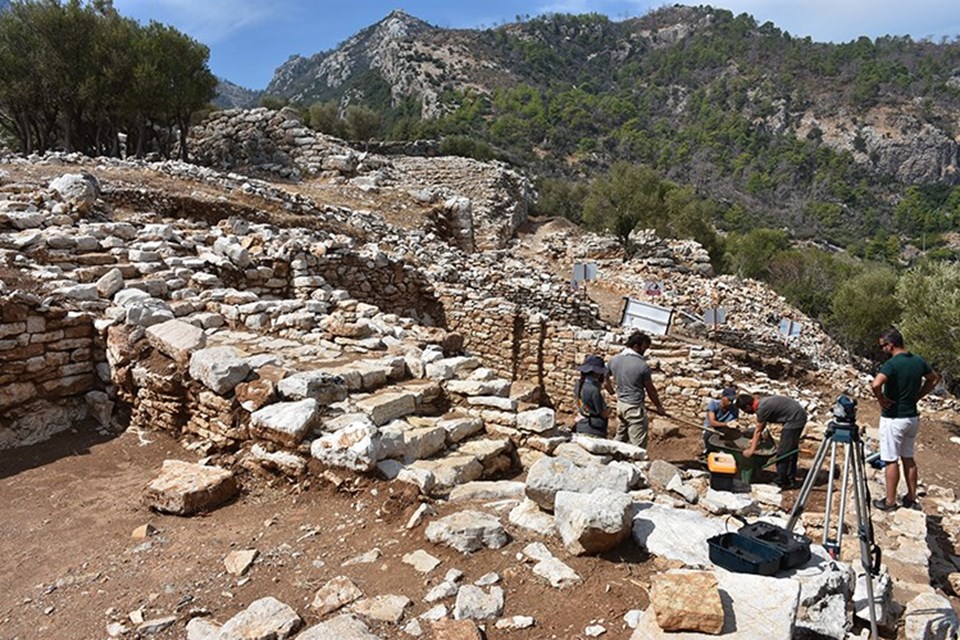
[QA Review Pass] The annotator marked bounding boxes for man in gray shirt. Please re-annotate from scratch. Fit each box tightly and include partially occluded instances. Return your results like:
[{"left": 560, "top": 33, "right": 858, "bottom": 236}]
[
  {"left": 737, "top": 393, "right": 807, "bottom": 488},
  {"left": 607, "top": 331, "right": 667, "bottom": 448}
]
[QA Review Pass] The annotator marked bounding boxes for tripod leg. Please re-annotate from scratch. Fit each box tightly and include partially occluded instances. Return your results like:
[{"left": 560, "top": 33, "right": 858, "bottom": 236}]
[
  {"left": 851, "top": 440, "right": 879, "bottom": 640},
  {"left": 786, "top": 434, "right": 833, "bottom": 533},
  {"left": 832, "top": 442, "right": 853, "bottom": 556},
  {"left": 822, "top": 440, "right": 843, "bottom": 555}
]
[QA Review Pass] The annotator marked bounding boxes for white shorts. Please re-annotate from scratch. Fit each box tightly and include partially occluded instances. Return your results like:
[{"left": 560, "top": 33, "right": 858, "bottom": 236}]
[{"left": 878, "top": 416, "right": 920, "bottom": 461}]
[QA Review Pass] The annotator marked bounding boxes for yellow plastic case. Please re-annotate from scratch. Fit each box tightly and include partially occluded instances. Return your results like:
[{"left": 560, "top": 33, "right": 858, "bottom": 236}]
[{"left": 707, "top": 452, "right": 737, "bottom": 474}]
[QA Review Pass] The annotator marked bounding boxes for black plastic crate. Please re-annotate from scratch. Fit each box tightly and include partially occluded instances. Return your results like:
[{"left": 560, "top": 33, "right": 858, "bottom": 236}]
[
  {"left": 707, "top": 532, "right": 782, "bottom": 575},
  {"left": 737, "top": 522, "right": 811, "bottom": 570},
  {"left": 710, "top": 471, "right": 734, "bottom": 491}
]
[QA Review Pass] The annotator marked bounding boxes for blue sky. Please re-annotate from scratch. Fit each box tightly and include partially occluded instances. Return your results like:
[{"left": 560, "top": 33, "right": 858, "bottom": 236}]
[{"left": 112, "top": 1, "right": 960, "bottom": 90}]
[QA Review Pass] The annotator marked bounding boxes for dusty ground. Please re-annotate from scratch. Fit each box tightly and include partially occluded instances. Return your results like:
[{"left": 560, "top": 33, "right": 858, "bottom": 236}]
[{"left": 3, "top": 409, "right": 959, "bottom": 640}]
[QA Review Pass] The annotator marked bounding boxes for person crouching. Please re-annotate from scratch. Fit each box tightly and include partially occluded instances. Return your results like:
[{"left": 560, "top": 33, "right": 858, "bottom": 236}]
[{"left": 574, "top": 354, "right": 612, "bottom": 438}]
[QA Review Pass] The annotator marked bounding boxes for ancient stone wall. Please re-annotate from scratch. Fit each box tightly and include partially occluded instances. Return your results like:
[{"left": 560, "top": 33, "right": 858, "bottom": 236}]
[{"left": 0, "top": 292, "right": 102, "bottom": 449}]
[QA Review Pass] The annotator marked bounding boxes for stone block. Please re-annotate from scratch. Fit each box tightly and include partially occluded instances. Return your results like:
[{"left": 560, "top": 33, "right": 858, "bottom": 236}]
[
  {"left": 650, "top": 570, "right": 724, "bottom": 634},
  {"left": 356, "top": 390, "right": 416, "bottom": 426},
  {"left": 555, "top": 489, "right": 633, "bottom": 555},
  {"left": 189, "top": 347, "right": 250, "bottom": 395},
  {"left": 425, "top": 510, "right": 509, "bottom": 554},
  {"left": 142, "top": 460, "right": 238, "bottom": 516},
  {"left": 250, "top": 399, "right": 319, "bottom": 446},
  {"left": 146, "top": 319, "right": 206, "bottom": 366}
]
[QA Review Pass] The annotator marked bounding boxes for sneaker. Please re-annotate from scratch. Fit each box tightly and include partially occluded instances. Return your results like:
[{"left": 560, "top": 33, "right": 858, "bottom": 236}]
[
  {"left": 873, "top": 498, "right": 898, "bottom": 512},
  {"left": 901, "top": 495, "right": 920, "bottom": 510}
]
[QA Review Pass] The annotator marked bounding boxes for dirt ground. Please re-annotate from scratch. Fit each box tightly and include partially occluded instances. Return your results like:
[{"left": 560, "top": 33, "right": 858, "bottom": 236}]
[{"left": 4, "top": 409, "right": 959, "bottom": 640}]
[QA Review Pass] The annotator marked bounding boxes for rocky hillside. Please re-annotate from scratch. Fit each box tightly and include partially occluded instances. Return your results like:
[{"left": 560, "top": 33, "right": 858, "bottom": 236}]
[
  {"left": 213, "top": 77, "right": 262, "bottom": 109},
  {"left": 255, "top": 6, "right": 960, "bottom": 244}
]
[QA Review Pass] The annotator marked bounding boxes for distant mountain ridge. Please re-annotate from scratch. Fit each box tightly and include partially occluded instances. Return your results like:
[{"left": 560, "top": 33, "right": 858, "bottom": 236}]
[
  {"left": 225, "top": 5, "right": 960, "bottom": 246},
  {"left": 214, "top": 77, "right": 261, "bottom": 109}
]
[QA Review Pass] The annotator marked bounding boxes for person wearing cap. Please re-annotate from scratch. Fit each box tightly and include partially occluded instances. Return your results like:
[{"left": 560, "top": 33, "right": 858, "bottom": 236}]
[
  {"left": 702, "top": 387, "right": 740, "bottom": 458},
  {"left": 574, "top": 354, "right": 612, "bottom": 438},
  {"left": 736, "top": 393, "right": 807, "bottom": 488},
  {"left": 607, "top": 331, "right": 668, "bottom": 448}
]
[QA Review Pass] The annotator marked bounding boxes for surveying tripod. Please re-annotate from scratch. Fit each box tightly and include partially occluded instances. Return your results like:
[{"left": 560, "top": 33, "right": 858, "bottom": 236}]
[{"left": 785, "top": 414, "right": 882, "bottom": 640}]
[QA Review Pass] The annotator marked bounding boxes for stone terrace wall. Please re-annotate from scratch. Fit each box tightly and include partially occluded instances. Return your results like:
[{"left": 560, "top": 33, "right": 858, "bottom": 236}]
[
  {"left": 187, "top": 108, "right": 534, "bottom": 252},
  {"left": 0, "top": 292, "right": 102, "bottom": 449},
  {"left": 439, "top": 289, "right": 853, "bottom": 423}
]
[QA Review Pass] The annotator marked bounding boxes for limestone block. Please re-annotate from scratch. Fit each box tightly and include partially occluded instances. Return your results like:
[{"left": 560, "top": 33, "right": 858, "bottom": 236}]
[
  {"left": 632, "top": 502, "right": 727, "bottom": 566},
  {"left": 312, "top": 575, "right": 364, "bottom": 616},
  {"left": 449, "top": 481, "right": 526, "bottom": 502},
  {"left": 250, "top": 399, "right": 319, "bottom": 446},
  {"left": 426, "top": 510, "right": 509, "bottom": 554},
  {"left": 555, "top": 489, "right": 633, "bottom": 555},
  {"left": 247, "top": 444, "right": 307, "bottom": 476},
  {"left": 445, "top": 378, "right": 511, "bottom": 397},
  {"left": 96, "top": 268, "right": 124, "bottom": 299},
  {"left": 401, "top": 426, "right": 447, "bottom": 463},
  {"left": 457, "top": 438, "right": 516, "bottom": 477},
  {"left": 311, "top": 422, "right": 382, "bottom": 472},
  {"left": 277, "top": 370, "right": 347, "bottom": 404},
  {"left": 350, "top": 594, "right": 412, "bottom": 623},
  {"left": 554, "top": 442, "right": 611, "bottom": 466},
  {"left": 216, "top": 596, "right": 302, "bottom": 640},
  {"left": 0, "top": 381, "right": 36, "bottom": 411},
  {"left": 49, "top": 172, "right": 99, "bottom": 208},
  {"left": 509, "top": 498, "right": 557, "bottom": 537},
  {"left": 146, "top": 319, "right": 206, "bottom": 366},
  {"left": 189, "top": 347, "right": 251, "bottom": 395},
  {"left": 903, "top": 592, "right": 959, "bottom": 640},
  {"left": 356, "top": 390, "right": 416, "bottom": 426},
  {"left": 650, "top": 570, "right": 724, "bottom": 634},
  {"left": 407, "top": 454, "right": 483, "bottom": 495},
  {"left": 525, "top": 456, "right": 633, "bottom": 511},
  {"left": 516, "top": 407, "right": 556, "bottom": 433},
  {"left": 125, "top": 298, "right": 174, "bottom": 327},
  {"left": 296, "top": 614, "right": 380, "bottom": 640},
  {"left": 453, "top": 585, "right": 504, "bottom": 621},
  {"left": 142, "top": 460, "right": 238, "bottom": 516},
  {"left": 438, "top": 415, "right": 484, "bottom": 443},
  {"left": 571, "top": 433, "right": 647, "bottom": 461}
]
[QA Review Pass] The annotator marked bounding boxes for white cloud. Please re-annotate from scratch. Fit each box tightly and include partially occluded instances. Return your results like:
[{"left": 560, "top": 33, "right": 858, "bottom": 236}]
[{"left": 113, "top": 0, "right": 279, "bottom": 42}]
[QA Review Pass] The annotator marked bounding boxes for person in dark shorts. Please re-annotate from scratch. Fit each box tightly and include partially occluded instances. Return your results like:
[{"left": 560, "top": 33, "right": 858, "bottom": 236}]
[
  {"left": 573, "top": 354, "right": 612, "bottom": 438},
  {"left": 870, "top": 328, "right": 938, "bottom": 511},
  {"left": 737, "top": 393, "right": 807, "bottom": 488}
]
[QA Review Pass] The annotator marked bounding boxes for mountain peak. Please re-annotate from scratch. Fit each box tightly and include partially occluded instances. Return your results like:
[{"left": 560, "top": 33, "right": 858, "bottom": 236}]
[{"left": 377, "top": 9, "right": 433, "bottom": 31}]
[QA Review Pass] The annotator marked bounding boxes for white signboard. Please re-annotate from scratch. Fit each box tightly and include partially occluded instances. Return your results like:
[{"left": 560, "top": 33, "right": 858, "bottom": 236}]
[
  {"left": 778, "top": 319, "right": 803, "bottom": 338},
  {"left": 572, "top": 262, "right": 597, "bottom": 283},
  {"left": 620, "top": 297, "right": 673, "bottom": 336},
  {"left": 704, "top": 308, "right": 727, "bottom": 325}
]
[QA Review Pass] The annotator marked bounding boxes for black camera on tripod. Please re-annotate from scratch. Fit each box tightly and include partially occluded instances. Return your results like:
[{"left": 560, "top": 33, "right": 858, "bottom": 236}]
[
  {"left": 827, "top": 394, "right": 860, "bottom": 443},
  {"left": 831, "top": 394, "right": 857, "bottom": 424}
]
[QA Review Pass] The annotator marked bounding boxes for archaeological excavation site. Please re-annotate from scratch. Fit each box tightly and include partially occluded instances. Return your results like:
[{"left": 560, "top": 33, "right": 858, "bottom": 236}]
[{"left": 3, "top": 107, "right": 960, "bottom": 640}]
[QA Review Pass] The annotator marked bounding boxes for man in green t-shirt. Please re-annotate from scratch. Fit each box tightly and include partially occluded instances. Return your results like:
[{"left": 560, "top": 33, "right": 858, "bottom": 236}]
[{"left": 870, "top": 328, "right": 938, "bottom": 511}]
